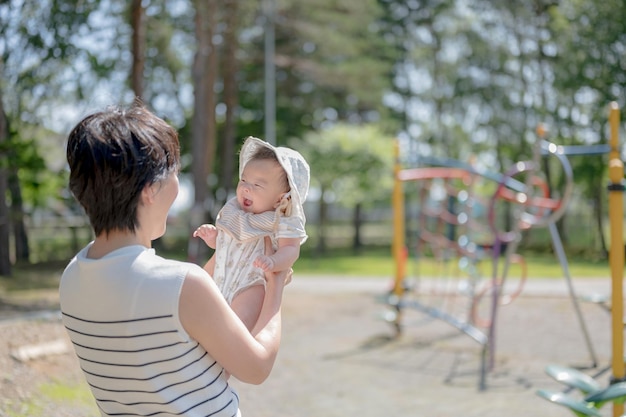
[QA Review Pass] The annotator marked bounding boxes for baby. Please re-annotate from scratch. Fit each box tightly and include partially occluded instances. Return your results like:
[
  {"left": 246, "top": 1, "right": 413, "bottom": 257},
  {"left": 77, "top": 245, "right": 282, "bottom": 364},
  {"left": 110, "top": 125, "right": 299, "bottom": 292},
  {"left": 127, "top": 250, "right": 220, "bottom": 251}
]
[{"left": 194, "top": 136, "right": 309, "bottom": 330}]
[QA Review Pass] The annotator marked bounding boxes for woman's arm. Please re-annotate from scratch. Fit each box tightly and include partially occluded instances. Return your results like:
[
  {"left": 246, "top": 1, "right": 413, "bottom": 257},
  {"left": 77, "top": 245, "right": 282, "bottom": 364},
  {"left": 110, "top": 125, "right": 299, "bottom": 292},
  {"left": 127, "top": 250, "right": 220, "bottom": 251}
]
[
  {"left": 179, "top": 266, "right": 284, "bottom": 384},
  {"left": 179, "top": 265, "right": 287, "bottom": 384}
]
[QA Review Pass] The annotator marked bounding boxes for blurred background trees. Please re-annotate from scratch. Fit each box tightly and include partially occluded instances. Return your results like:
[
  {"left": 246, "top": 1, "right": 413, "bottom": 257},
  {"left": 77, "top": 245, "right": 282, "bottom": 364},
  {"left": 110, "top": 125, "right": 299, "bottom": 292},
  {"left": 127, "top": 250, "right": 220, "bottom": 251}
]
[{"left": 0, "top": 0, "right": 624, "bottom": 275}]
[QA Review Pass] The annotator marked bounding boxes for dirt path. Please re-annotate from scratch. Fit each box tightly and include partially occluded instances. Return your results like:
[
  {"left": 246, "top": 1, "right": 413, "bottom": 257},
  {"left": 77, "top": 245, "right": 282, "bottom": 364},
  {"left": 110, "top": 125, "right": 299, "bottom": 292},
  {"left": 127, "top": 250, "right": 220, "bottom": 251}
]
[{"left": 0, "top": 276, "right": 617, "bottom": 417}]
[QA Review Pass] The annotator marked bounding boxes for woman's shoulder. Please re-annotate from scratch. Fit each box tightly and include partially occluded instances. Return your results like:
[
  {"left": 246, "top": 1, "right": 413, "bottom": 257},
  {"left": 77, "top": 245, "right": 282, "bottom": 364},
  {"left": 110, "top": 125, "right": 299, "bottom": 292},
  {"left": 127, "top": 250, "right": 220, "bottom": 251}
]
[{"left": 140, "top": 251, "right": 210, "bottom": 280}]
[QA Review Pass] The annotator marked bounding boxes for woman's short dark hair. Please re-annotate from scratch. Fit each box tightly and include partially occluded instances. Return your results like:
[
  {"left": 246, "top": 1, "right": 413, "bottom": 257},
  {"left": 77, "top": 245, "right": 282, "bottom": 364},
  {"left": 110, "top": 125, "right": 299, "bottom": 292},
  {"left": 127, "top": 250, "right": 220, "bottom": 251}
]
[{"left": 66, "top": 102, "right": 180, "bottom": 236}]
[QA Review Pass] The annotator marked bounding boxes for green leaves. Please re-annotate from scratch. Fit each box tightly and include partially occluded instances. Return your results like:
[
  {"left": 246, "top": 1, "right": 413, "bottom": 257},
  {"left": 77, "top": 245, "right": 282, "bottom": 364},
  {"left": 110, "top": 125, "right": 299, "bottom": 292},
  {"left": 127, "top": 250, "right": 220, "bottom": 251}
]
[{"left": 297, "top": 123, "right": 394, "bottom": 207}]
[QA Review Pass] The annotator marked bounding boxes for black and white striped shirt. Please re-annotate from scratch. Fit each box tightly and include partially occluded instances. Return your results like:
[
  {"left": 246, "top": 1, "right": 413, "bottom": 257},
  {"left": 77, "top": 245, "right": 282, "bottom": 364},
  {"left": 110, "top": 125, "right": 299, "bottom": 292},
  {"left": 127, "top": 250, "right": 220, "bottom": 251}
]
[{"left": 60, "top": 244, "right": 240, "bottom": 417}]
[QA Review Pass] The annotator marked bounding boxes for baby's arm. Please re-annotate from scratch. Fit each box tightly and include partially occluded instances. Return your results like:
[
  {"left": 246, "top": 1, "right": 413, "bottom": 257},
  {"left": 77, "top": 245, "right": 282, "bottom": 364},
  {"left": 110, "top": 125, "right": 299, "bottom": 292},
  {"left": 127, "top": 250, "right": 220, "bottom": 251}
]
[
  {"left": 193, "top": 224, "right": 218, "bottom": 276},
  {"left": 202, "top": 253, "right": 217, "bottom": 277},
  {"left": 253, "top": 237, "right": 300, "bottom": 272}
]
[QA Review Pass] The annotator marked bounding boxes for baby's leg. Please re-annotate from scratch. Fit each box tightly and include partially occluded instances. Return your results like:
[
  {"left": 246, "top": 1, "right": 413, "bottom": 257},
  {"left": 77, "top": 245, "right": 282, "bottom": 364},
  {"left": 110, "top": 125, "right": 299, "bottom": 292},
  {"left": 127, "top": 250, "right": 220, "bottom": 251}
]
[{"left": 230, "top": 284, "right": 265, "bottom": 331}]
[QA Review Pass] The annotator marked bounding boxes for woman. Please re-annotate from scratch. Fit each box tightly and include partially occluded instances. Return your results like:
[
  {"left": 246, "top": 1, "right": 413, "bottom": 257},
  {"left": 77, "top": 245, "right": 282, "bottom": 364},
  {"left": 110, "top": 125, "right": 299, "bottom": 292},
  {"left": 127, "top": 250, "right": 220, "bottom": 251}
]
[{"left": 60, "top": 102, "right": 287, "bottom": 416}]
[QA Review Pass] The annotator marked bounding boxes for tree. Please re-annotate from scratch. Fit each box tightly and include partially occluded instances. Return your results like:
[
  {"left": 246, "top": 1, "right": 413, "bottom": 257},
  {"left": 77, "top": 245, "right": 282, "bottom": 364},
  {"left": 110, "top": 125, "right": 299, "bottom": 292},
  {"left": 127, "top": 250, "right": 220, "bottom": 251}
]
[
  {"left": 130, "top": 0, "right": 146, "bottom": 99},
  {"left": 187, "top": 0, "right": 219, "bottom": 262},
  {"left": 183, "top": 0, "right": 397, "bottom": 258},
  {"left": 0, "top": 0, "right": 101, "bottom": 272},
  {"left": 297, "top": 123, "right": 394, "bottom": 254},
  {"left": 218, "top": 0, "right": 242, "bottom": 204},
  {"left": 16, "top": 0, "right": 626, "bottom": 265},
  {"left": 376, "top": 0, "right": 610, "bottom": 253},
  {"left": 0, "top": 80, "right": 9, "bottom": 275},
  {"left": 226, "top": 0, "right": 396, "bottom": 145},
  {"left": 547, "top": 0, "right": 626, "bottom": 257}
]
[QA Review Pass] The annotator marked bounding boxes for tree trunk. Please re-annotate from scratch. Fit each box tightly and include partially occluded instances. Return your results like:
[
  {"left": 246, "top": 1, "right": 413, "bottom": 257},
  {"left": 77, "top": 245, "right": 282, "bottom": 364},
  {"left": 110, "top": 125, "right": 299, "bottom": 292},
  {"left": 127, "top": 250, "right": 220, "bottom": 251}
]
[
  {"left": 130, "top": 0, "right": 146, "bottom": 100},
  {"left": 190, "top": 0, "right": 219, "bottom": 210},
  {"left": 203, "top": 0, "right": 219, "bottom": 203},
  {"left": 593, "top": 186, "right": 608, "bottom": 258},
  {"left": 8, "top": 170, "right": 28, "bottom": 262},
  {"left": 0, "top": 170, "right": 9, "bottom": 275},
  {"left": 188, "top": 0, "right": 219, "bottom": 262},
  {"left": 0, "top": 89, "right": 11, "bottom": 276},
  {"left": 219, "top": 0, "right": 240, "bottom": 203},
  {"left": 191, "top": 2, "right": 209, "bottom": 208},
  {"left": 352, "top": 202, "right": 363, "bottom": 253},
  {"left": 316, "top": 189, "right": 327, "bottom": 257}
]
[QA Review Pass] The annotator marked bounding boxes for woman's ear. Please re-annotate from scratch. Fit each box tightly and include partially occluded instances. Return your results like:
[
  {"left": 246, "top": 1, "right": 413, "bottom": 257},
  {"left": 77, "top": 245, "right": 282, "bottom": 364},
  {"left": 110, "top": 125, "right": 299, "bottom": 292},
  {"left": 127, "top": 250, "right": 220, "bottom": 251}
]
[{"left": 141, "top": 183, "right": 157, "bottom": 205}]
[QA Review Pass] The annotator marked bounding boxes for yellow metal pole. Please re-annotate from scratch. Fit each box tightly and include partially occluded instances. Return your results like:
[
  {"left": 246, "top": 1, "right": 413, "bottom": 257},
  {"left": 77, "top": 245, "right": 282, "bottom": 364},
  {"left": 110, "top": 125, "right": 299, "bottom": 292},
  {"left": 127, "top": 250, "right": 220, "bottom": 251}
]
[
  {"left": 392, "top": 139, "right": 406, "bottom": 296},
  {"left": 608, "top": 101, "right": 624, "bottom": 417}
]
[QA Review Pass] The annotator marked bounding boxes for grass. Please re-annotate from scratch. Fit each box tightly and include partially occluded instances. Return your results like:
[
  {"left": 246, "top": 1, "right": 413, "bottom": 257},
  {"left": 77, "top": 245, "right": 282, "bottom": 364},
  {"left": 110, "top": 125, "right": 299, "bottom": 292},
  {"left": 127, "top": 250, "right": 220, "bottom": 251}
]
[
  {"left": 2, "top": 381, "right": 97, "bottom": 417},
  {"left": 295, "top": 247, "right": 395, "bottom": 276},
  {"left": 38, "top": 380, "right": 96, "bottom": 414},
  {"left": 0, "top": 246, "right": 612, "bottom": 294},
  {"left": 0, "top": 261, "right": 67, "bottom": 290},
  {"left": 294, "top": 246, "right": 611, "bottom": 279}
]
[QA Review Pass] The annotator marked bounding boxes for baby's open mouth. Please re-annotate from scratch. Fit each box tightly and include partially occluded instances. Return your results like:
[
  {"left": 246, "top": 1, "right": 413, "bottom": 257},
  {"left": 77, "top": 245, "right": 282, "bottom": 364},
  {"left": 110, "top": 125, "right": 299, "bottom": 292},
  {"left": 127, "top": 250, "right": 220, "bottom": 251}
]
[{"left": 243, "top": 198, "right": 252, "bottom": 207}]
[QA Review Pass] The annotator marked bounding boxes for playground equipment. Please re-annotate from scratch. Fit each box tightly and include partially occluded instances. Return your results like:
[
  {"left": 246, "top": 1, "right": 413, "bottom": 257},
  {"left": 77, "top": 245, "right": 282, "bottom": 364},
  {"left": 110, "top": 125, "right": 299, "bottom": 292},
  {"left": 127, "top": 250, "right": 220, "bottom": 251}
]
[
  {"left": 386, "top": 109, "right": 620, "bottom": 391},
  {"left": 537, "top": 367, "right": 626, "bottom": 417},
  {"left": 536, "top": 102, "right": 625, "bottom": 417}
]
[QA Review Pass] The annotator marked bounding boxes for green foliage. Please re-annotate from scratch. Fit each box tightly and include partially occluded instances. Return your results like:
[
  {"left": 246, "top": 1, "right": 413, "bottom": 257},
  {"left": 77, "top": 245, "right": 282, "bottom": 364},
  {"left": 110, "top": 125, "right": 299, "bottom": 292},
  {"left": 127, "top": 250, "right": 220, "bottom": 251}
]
[
  {"left": 2, "top": 0, "right": 100, "bottom": 108},
  {"left": 238, "top": 0, "right": 398, "bottom": 142},
  {"left": 3, "top": 124, "right": 68, "bottom": 210},
  {"left": 2, "top": 0, "right": 626, "bottom": 266},
  {"left": 296, "top": 123, "right": 394, "bottom": 207}
]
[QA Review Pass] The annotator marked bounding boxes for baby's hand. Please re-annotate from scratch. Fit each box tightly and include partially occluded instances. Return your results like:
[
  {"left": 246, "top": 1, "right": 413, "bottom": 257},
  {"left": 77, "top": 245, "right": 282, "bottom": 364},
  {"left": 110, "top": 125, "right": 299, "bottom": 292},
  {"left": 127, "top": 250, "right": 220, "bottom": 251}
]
[
  {"left": 253, "top": 254, "right": 275, "bottom": 272},
  {"left": 193, "top": 224, "right": 218, "bottom": 249}
]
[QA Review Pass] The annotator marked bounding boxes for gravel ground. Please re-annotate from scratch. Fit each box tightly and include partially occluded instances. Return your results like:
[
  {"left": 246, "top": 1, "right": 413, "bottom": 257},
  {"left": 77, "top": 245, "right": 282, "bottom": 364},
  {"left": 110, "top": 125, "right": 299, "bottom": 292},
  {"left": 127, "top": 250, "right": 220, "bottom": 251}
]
[{"left": 0, "top": 275, "right": 618, "bottom": 417}]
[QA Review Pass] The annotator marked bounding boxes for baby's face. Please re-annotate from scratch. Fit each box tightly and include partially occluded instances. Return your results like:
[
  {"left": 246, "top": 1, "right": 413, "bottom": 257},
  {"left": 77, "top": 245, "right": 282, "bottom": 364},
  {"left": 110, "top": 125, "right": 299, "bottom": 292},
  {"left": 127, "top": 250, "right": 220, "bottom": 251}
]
[{"left": 237, "top": 159, "right": 287, "bottom": 214}]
